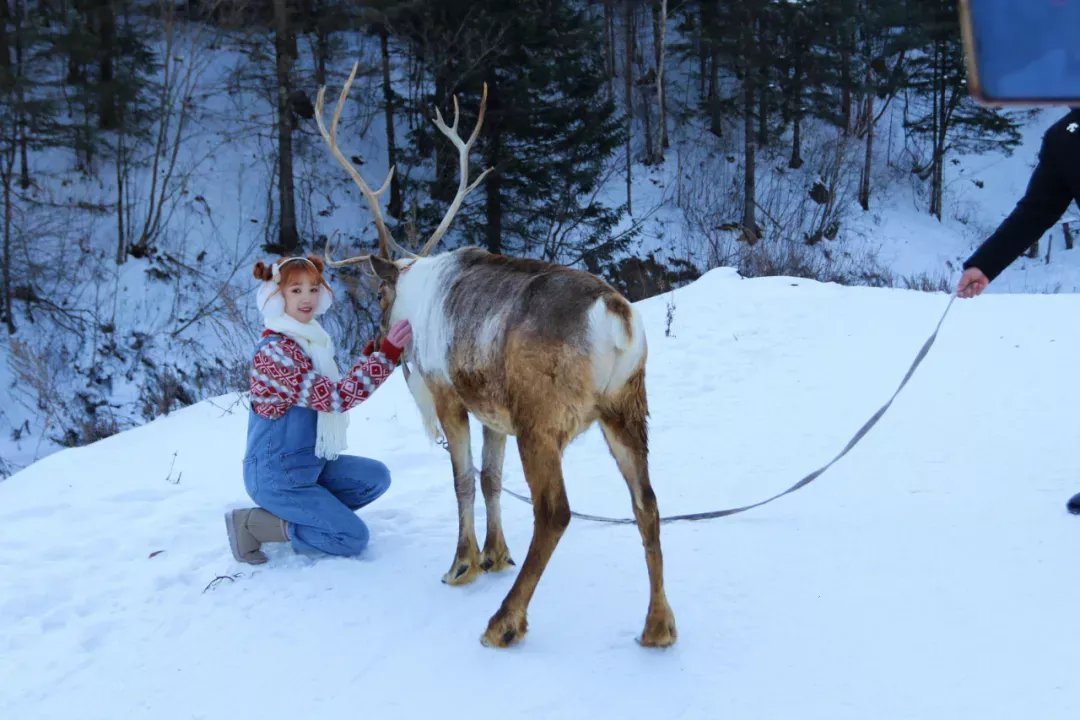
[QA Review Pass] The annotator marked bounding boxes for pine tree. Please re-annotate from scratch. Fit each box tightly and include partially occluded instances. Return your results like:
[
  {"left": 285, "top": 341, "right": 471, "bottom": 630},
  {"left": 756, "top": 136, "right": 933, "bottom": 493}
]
[
  {"left": 1, "top": 1, "right": 66, "bottom": 332},
  {"left": 56, "top": 1, "right": 157, "bottom": 172},
  {"left": 396, "top": 0, "right": 628, "bottom": 267}
]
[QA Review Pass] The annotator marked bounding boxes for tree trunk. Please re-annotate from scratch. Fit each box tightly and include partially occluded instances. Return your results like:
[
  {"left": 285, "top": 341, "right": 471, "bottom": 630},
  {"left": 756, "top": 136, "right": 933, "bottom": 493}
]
[
  {"left": 380, "top": 24, "right": 402, "bottom": 218},
  {"left": 790, "top": 111, "right": 803, "bottom": 169},
  {"left": 641, "top": 80, "right": 654, "bottom": 165},
  {"left": 840, "top": 30, "right": 852, "bottom": 134},
  {"left": 315, "top": 33, "right": 328, "bottom": 88},
  {"left": 756, "top": 13, "right": 767, "bottom": 147},
  {"left": 742, "top": 15, "right": 757, "bottom": 245},
  {"left": 707, "top": 46, "right": 722, "bottom": 137},
  {"left": 757, "top": 71, "right": 767, "bottom": 146},
  {"left": 68, "top": 0, "right": 88, "bottom": 85},
  {"left": 12, "top": 0, "right": 28, "bottom": 189},
  {"left": 638, "top": 3, "right": 653, "bottom": 165},
  {"left": 858, "top": 93, "right": 874, "bottom": 210},
  {"left": 1, "top": 135, "right": 13, "bottom": 334},
  {"left": 623, "top": 0, "right": 633, "bottom": 214},
  {"left": 273, "top": 0, "right": 299, "bottom": 252},
  {"left": 652, "top": 0, "right": 667, "bottom": 155},
  {"left": 0, "top": 0, "right": 11, "bottom": 90},
  {"left": 314, "top": 0, "right": 328, "bottom": 87},
  {"left": 930, "top": 41, "right": 944, "bottom": 220},
  {"left": 115, "top": 128, "right": 125, "bottom": 264},
  {"left": 96, "top": 0, "right": 117, "bottom": 130},
  {"left": 483, "top": 82, "right": 503, "bottom": 255},
  {"left": 789, "top": 50, "right": 803, "bottom": 168},
  {"left": 605, "top": 0, "right": 615, "bottom": 100}
]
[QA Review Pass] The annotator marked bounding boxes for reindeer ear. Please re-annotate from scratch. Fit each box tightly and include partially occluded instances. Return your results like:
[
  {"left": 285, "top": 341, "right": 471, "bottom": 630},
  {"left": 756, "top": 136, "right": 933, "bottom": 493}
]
[{"left": 369, "top": 255, "right": 399, "bottom": 284}]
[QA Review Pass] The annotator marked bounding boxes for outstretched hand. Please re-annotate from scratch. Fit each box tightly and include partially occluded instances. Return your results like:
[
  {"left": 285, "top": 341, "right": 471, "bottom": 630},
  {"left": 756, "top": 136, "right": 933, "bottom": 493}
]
[
  {"left": 956, "top": 267, "right": 989, "bottom": 298},
  {"left": 385, "top": 319, "right": 413, "bottom": 351}
]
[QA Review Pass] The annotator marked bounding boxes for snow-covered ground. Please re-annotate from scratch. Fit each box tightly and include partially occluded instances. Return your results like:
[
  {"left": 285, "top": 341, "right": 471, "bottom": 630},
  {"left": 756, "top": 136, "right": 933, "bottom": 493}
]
[{"left": 3, "top": 268, "right": 1078, "bottom": 719}]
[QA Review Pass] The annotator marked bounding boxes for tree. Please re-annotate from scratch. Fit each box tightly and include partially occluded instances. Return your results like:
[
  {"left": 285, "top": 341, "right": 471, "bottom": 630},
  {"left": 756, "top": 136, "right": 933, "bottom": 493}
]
[
  {"left": 902, "top": 0, "right": 1021, "bottom": 219},
  {"left": 1, "top": 0, "right": 66, "bottom": 331},
  {"left": 397, "top": 0, "right": 627, "bottom": 266},
  {"left": 271, "top": 0, "right": 300, "bottom": 253}
]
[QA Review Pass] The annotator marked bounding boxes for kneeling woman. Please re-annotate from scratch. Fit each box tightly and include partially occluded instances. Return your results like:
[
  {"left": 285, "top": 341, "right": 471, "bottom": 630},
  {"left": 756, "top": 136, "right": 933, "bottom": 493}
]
[{"left": 226, "top": 255, "right": 411, "bottom": 564}]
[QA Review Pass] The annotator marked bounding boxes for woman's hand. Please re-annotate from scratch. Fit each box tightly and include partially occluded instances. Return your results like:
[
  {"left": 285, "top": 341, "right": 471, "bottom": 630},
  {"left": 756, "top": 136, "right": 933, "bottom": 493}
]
[
  {"left": 385, "top": 319, "right": 413, "bottom": 351},
  {"left": 957, "top": 267, "right": 989, "bottom": 298}
]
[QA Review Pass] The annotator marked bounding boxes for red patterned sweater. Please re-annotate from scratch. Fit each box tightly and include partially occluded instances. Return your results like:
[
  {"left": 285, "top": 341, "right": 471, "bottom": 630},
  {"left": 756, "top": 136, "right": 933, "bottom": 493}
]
[{"left": 249, "top": 330, "right": 402, "bottom": 419}]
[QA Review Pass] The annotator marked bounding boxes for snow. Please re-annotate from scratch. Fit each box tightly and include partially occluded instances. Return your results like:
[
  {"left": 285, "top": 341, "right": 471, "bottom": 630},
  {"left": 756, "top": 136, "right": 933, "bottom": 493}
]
[{"left": 3, "top": 268, "right": 1079, "bottom": 719}]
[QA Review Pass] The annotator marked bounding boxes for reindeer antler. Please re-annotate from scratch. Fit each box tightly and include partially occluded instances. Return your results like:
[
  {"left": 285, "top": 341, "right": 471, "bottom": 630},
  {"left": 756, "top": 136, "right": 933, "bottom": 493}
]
[
  {"left": 417, "top": 83, "right": 493, "bottom": 257},
  {"left": 316, "top": 64, "right": 491, "bottom": 265},
  {"left": 316, "top": 62, "right": 418, "bottom": 263},
  {"left": 322, "top": 233, "right": 372, "bottom": 269}
]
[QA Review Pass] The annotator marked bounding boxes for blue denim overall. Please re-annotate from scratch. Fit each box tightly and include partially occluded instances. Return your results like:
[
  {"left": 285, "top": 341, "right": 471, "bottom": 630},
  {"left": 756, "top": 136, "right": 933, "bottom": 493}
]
[{"left": 242, "top": 336, "right": 391, "bottom": 556}]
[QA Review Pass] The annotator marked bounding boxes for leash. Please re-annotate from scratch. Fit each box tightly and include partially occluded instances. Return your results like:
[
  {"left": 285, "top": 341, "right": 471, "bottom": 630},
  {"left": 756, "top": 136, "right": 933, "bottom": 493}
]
[
  {"left": 420, "top": 293, "right": 957, "bottom": 525},
  {"left": 499, "top": 293, "right": 958, "bottom": 525}
]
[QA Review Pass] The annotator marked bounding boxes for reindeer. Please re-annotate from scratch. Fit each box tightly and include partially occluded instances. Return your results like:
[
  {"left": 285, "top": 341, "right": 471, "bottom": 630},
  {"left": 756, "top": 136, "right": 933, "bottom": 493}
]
[{"left": 315, "top": 64, "right": 676, "bottom": 648}]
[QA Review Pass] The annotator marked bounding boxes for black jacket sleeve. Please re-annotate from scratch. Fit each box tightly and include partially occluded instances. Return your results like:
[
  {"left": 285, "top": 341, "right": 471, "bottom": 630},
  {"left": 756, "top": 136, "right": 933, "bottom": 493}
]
[{"left": 964, "top": 133, "right": 1074, "bottom": 281}]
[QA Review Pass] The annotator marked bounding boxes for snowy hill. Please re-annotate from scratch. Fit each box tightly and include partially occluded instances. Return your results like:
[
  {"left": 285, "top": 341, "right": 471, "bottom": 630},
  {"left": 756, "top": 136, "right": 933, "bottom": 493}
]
[{"left": 3, "top": 269, "right": 1078, "bottom": 720}]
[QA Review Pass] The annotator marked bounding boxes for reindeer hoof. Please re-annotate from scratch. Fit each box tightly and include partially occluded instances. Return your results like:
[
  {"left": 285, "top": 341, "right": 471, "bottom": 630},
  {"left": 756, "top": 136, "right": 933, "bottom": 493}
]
[
  {"left": 480, "top": 548, "right": 516, "bottom": 573},
  {"left": 441, "top": 558, "right": 481, "bottom": 586},
  {"left": 480, "top": 610, "right": 528, "bottom": 648},
  {"left": 638, "top": 610, "right": 678, "bottom": 648}
]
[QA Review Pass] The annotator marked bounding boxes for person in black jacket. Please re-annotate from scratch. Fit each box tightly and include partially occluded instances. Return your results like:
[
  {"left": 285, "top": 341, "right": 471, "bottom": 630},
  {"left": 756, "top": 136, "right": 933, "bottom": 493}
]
[{"left": 956, "top": 107, "right": 1080, "bottom": 515}]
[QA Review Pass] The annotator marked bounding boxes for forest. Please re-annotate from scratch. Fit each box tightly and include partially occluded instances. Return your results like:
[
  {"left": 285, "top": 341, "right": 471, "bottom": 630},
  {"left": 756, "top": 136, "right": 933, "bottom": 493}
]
[{"left": 0, "top": 0, "right": 1029, "bottom": 472}]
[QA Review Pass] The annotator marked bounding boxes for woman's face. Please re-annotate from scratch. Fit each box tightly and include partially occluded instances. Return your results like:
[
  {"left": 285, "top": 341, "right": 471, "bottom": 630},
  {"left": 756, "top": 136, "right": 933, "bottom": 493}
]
[{"left": 283, "top": 276, "right": 321, "bottom": 323}]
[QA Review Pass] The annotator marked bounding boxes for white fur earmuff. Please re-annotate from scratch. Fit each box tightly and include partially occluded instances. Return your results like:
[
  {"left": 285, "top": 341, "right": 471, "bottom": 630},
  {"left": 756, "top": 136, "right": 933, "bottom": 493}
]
[
  {"left": 256, "top": 280, "right": 285, "bottom": 318},
  {"left": 314, "top": 286, "right": 333, "bottom": 316}
]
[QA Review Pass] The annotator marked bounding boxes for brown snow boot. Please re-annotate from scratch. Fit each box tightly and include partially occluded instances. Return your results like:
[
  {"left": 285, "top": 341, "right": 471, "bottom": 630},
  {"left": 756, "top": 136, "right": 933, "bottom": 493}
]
[{"left": 225, "top": 508, "right": 289, "bottom": 564}]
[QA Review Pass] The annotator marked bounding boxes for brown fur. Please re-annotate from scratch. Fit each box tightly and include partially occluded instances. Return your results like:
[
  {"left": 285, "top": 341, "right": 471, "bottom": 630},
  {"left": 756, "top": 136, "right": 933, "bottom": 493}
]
[{"left": 381, "top": 248, "right": 676, "bottom": 647}]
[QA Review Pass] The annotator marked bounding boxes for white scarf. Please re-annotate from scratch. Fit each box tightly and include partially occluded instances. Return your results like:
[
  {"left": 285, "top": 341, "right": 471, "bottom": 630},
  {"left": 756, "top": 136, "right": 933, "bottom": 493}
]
[{"left": 263, "top": 311, "right": 350, "bottom": 461}]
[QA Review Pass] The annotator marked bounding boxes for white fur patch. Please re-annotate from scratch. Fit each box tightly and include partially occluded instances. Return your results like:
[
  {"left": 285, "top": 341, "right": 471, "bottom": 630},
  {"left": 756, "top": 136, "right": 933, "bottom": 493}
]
[
  {"left": 389, "top": 255, "right": 457, "bottom": 382},
  {"left": 256, "top": 281, "right": 284, "bottom": 318},
  {"left": 474, "top": 308, "right": 510, "bottom": 366},
  {"left": 587, "top": 297, "right": 647, "bottom": 395},
  {"left": 406, "top": 368, "right": 444, "bottom": 444}
]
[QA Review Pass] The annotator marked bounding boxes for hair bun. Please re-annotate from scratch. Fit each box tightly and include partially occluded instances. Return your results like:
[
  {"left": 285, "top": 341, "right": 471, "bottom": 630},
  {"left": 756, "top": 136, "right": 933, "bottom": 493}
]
[
  {"left": 306, "top": 255, "right": 325, "bottom": 274},
  {"left": 253, "top": 261, "right": 273, "bottom": 281}
]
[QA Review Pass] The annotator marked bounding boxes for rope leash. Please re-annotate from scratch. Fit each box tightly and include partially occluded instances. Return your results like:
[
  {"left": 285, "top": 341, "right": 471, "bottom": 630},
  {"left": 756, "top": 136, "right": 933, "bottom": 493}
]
[{"left": 427, "top": 293, "right": 957, "bottom": 525}]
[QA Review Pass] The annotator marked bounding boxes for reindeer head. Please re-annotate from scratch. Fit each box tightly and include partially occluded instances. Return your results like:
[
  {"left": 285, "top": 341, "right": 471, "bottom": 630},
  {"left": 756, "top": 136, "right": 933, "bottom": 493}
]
[
  {"left": 369, "top": 255, "right": 399, "bottom": 338},
  {"left": 314, "top": 62, "right": 490, "bottom": 338}
]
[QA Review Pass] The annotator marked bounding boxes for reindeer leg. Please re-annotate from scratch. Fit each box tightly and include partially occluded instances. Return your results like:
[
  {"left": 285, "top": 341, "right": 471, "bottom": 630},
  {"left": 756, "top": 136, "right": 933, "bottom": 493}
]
[
  {"left": 599, "top": 372, "right": 677, "bottom": 648},
  {"left": 438, "top": 399, "right": 482, "bottom": 586},
  {"left": 479, "top": 426, "right": 514, "bottom": 573},
  {"left": 481, "top": 434, "right": 569, "bottom": 648}
]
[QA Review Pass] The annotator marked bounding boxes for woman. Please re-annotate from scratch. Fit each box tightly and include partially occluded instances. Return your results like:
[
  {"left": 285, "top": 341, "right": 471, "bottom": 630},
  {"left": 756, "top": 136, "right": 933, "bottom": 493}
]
[{"left": 226, "top": 255, "right": 412, "bottom": 564}]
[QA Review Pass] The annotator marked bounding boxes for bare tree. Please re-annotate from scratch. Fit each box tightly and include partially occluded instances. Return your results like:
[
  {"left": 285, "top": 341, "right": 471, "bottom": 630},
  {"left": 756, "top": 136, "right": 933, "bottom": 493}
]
[
  {"left": 2, "top": 115, "right": 14, "bottom": 334},
  {"left": 652, "top": 0, "right": 667, "bottom": 158},
  {"left": 379, "top": 21, "right": 402, "bottom": 218},
  {"left": 740, "top": 8, "right": 758, "bottom": 243},
  {"left": 623, "top": 0, "right": 633, "bottom": 213},
  {"left": 272, "top": 0, "right": 299, "bottom": 252},
  {"left": 115, "top": 1, "right": 220, "bottom": 262}
]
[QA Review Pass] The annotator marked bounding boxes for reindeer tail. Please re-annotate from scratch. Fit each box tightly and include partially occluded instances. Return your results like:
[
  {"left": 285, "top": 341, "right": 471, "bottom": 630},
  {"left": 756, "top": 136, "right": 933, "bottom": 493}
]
[{"left": 588, "top": 293, "right": 647, "bottom": 395}]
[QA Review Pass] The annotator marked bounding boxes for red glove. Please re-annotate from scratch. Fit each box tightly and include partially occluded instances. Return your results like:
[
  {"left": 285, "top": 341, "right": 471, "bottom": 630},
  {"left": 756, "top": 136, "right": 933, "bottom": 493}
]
[{"left": 385, "top": 319, "right": 412, "bottom": 351}]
